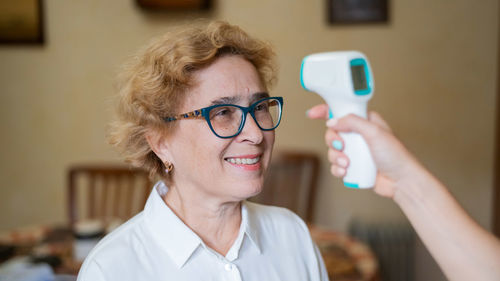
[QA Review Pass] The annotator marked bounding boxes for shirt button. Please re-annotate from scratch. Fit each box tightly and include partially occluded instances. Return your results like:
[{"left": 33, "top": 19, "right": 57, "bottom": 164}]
[{"left": 224, "top": 264, "right": 233, "bottom": 271}]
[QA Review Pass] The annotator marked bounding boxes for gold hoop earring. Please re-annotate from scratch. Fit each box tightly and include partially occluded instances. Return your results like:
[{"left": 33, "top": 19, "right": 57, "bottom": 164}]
[{"left": 164, "top": 161, "right": 173, "bottom": 174}]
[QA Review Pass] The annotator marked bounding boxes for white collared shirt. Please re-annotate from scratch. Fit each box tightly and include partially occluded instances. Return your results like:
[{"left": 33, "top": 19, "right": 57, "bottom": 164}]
[{"left": 77, "top": 181, "right": 329, "bottom": 281}]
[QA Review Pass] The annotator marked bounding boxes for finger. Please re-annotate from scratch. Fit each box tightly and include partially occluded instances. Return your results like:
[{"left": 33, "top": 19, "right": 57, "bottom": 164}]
[
  {"left": 328, "top": 149, "right": 349, "bottom": 168},
  {"left": 330, "top": 165, "right": 347, "bottom": 178},
  {"left": 324, "top": 129, "right": 344, "bottom": 151},
  {"left": 368, "top": 111, "right": 392, "bottom": 132},
  {"left": 307, "top": 104, "right": 330, "bottom": 120}
]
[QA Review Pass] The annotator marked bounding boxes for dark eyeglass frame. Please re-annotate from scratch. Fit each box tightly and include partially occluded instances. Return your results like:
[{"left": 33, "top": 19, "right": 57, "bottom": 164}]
[{"left": 163, "top": 96, "right": 284, "bottom": 139}]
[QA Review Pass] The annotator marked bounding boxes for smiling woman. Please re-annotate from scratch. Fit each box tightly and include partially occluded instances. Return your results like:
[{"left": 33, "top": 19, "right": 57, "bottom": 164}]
[
  {"left": 108, "top": 21, "right": 277, "bottom": 183},
  {"left": 77, "top": 21, "right": 328, "bottom": 281}
]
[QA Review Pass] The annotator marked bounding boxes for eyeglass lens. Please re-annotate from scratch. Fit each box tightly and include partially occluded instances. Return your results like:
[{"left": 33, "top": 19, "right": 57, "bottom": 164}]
[{"left": 208, "top": 99, "right": 281, "bottom": 137}]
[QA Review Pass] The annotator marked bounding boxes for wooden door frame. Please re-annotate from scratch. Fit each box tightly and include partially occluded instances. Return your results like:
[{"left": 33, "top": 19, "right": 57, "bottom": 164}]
[{"left": 493, "top": 5, "right": 500, "bottom": 237}]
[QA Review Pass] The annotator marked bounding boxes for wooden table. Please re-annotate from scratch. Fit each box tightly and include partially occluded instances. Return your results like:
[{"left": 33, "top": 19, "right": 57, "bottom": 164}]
[
  {"left": 0, "top": 225, "right": 81, "bottom": 275},
  {"left": 309, "top": 224, "right": 379, "bottom": 281}
]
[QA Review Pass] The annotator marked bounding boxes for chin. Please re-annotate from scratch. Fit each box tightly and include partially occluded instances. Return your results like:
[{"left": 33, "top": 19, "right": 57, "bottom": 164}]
[
  {"left": 247, "top": 184, "right": 263, "bottom": 198},
  {"left": 234, "top": 181, "right": 264, "bottom": 201}
]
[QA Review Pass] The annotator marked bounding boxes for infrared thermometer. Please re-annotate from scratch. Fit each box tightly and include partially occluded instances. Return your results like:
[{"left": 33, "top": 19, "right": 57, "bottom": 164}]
[{"left": 300, "top": 51, "right": 376, "bottom": 188}]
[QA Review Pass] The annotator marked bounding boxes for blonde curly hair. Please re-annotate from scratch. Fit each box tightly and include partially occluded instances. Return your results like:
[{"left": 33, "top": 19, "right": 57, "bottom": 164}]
[{"left": 108, "top": 20, "right": 278, "bottom": 181}]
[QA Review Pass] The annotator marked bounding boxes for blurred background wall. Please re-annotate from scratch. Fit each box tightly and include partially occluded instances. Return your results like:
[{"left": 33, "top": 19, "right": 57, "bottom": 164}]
[{"left": 0, "top": 0, "right": 498, "bottom": 280}]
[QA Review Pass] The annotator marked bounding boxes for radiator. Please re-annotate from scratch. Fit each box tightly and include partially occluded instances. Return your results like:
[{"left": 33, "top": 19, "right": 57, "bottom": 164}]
[{"left": 349, "top": 220, "right": 416, "bottom": 281}]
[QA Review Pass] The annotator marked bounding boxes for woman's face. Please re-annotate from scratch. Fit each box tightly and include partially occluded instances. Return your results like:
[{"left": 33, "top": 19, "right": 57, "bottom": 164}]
[{"left": 157, "top": 55, "right": 275, "bottom": 203}]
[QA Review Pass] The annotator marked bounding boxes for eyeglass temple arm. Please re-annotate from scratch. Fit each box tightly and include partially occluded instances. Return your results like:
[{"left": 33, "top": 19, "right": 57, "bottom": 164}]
[{"left": 164, "top": 109, "right": 204, "bottom": 122}]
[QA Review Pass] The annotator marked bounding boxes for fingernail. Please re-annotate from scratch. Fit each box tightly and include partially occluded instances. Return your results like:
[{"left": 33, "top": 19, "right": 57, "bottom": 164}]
[
  {"left": 337, "top": 167, "right": 346, "bottom": 175},
  {"left": 329, "top": 109, "right": 334, "bottom": 119},
  {"left": 332, "top": 140, "right": 343, "bottom": 151},
  {"left": 326, "top": 118, "right": 338, "bottom": 128},
  {"left": 337, "top": 157, "right": 347, "bottom": 167}
]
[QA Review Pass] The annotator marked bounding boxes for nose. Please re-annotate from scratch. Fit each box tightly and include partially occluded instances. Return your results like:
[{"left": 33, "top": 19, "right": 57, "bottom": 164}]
[{"left": 236, "top": 112, "right": 264, "bottom": 143}]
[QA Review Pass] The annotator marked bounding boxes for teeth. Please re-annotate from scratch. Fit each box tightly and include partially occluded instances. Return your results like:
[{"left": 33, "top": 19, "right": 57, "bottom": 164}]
[{"left": 226, "top": 157, "right": 260, "bottom": 165}]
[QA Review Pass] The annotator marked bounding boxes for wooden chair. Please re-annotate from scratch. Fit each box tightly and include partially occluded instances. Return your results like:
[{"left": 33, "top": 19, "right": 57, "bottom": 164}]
[
  {"left": 251, "top": 151, "right": 320, "bottom": 222},
  {"left": 67, "top": 164, "right": 152, "bottom": 230}
]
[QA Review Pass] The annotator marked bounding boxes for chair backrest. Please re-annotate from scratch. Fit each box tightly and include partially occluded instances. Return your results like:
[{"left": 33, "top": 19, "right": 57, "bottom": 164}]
[
  {"left": 67, "top": 164, "right": 152, "bottom": 230},
  {"left": 251, "top": 151, "right": 320, "bottom": 222}
]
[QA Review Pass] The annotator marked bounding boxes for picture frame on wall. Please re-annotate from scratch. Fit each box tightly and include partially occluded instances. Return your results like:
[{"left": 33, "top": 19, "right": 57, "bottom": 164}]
[
  {"left": 328, "top": 0, "right": 389, "bottom": 24},
  {"left": 0, "top": 0, "right": 44, "bottom": 44},
  {"left": 137, "top": 0, "right": 211, "bottom": 10}
]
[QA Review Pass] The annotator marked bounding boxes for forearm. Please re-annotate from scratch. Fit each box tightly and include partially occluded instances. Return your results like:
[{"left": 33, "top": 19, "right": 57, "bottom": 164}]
[
  {"left": 317, "top": 110, "right": 500, "bottom": 279},
  {"left": 394, "top": 166, "right": 500, "bottom": 281}
]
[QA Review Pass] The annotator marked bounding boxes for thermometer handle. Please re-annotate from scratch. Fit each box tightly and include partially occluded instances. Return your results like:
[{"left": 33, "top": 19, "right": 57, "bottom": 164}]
[
  {"left": 339, "top": 131, "right": 377, "bottom": 188},
  {"left": 328, "top": 101, "right": 376, "bottom": 188}
]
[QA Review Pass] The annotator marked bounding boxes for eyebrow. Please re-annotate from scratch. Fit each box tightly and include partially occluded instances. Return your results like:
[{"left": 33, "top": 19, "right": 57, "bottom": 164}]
[
  {"left": 209, "top": 92, "right": 269, "bottom": 106},
  {"left": 210, "top": 96, "right": 239, "bottom": 106},
  {"left": 250, "top": 92, "right": 270, "bottom": 103}
]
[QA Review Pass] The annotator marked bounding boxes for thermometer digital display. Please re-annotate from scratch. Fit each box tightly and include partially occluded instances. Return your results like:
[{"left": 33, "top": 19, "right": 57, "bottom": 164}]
[{"left": 351, "top": 65, "right": 367, "bottom": 91}]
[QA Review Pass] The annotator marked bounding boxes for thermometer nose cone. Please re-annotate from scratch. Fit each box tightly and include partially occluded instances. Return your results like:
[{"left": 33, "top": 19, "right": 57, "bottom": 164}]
[{"left": 300, "top": 57, "right": 309, "bottom": 91}]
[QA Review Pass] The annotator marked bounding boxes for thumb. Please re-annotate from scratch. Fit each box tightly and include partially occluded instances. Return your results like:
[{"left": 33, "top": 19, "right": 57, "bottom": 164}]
[{"left": 368, "top": 111, "right": 392, "bottom": 132}]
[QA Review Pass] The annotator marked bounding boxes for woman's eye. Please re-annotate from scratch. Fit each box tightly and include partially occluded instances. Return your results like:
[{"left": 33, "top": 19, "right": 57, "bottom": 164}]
[
  {"left": 211, "top": 107, "right": 234, "bottom": 119},
  {"left": 216, "top": 109, "right": 229, "bottom": 116},
  {"left": 255, "top": 103, "right": 269, "bottom": 112}
]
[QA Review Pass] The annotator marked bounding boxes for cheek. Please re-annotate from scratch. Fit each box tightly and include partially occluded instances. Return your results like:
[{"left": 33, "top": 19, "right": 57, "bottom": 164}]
[
  {"left": 262, "top": 131, "right": 275, "bottom": 167},
  {"left": 265, "top": 131, "right": 275, "bottom": 152},
  {"left": 187, "top": 133, "right": 229, "bottom": 171},
  {"left": 169, "top": 124, "right": 214, "bottom": 172},
  {"left": 268, "top": 131, "right": 276, "bottom": 146}
]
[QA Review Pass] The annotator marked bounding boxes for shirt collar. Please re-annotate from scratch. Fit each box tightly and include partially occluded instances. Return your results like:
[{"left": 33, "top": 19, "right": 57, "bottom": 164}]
[
  {"left": 144, "top": 181, "right": 202, "bottom": 268},
  {"left": 241, "top": 201, "right": 262, "bottom": 254},
  {"left": 143, "top": 181, "right": 262, "bottom": 268}
]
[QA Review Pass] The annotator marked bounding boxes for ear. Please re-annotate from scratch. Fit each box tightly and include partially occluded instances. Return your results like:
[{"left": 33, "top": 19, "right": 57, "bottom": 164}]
[{"left": 145, "top": 130, "right": 172, "bottom": 164}]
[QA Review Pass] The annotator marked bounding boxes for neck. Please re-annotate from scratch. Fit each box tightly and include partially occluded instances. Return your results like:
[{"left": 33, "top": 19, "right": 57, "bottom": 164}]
[{"left": 162, "top": 183, "right": 242, "bottom": 256}]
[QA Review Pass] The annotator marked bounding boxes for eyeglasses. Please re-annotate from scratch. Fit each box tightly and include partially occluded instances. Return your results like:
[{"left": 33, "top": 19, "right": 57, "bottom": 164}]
[{"left": 163, "top": 96, "right": 283, "bottom": 139}]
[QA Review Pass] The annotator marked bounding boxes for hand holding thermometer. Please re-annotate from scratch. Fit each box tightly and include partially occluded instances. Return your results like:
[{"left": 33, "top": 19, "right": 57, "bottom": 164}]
[{"left": 300, "top": 51, "right": 376, "bottom": 188}]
